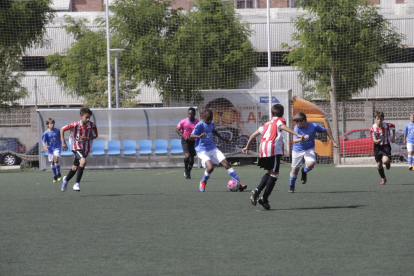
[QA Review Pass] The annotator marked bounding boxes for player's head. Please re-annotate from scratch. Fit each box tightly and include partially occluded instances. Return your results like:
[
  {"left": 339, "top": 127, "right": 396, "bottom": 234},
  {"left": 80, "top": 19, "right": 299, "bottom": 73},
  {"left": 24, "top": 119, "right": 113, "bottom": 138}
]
[
  {"left": 271, "top": 104, "right": 284, "bottom": 117},
  {"left": 293, "top": 112, "right": 307, "bottom": 123},
  {"left": 188, "top": 107, "right": 196, "bottom": 121},
  {"left": 80, "top": 107, "right": 92, "bottom": 125},
  {"left": 80, "top": 107, "right": 93, "bottom": 116},
  {"left": 374, "top": 111, "right": 384, "bottom": 125},
  {"left": 46, "top": 118, "right": 55, "bottom": 129},
  {"left": 203, "top": 109, "right": 213, "bottom": 124}
]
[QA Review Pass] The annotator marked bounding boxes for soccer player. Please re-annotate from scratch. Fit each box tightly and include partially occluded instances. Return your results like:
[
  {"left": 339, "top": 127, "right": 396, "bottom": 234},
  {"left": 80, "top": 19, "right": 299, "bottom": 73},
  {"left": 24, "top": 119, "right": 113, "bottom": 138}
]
[
  {"left": 242, "top": 104, "right": 305, "bottom": 210},
  {"left": 288, "top": 112, "right": 338, "bottom": 193},
  {"left": 41, "top": 118, "right": 62, "bottom": 183},
  {"left": 403, "top": 113, "right": 414, "bottom": 170},
  {"left": 190, "top": 109, "right": 246, "bottom": 192},
  {"left": 370, "top": 111, "right": 395, "bottom": 185},
  {"left": 176, "top": 107, "right": 199, "bottom": 179},
  {"left": 60, "top": 107, "right": 98, "bottom": 192}
]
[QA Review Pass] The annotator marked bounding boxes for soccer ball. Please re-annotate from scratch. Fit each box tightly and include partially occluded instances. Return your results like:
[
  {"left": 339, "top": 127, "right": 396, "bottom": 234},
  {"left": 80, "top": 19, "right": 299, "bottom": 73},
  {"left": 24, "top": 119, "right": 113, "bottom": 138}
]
[{"left": 227, "top": 179, "right": 240, "bottom": 192}]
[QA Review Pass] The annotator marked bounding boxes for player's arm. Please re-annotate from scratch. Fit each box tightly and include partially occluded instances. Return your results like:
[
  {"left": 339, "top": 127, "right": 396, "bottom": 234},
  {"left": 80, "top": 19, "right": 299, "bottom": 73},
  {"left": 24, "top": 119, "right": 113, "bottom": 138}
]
[
  {"left": 242, "top": 130, "right": 260, "bottom": 154},
  {"left": 325, "top": 129, "right": 338, "bottom": 148},
  {"left": 403, "top": 133, "right": 407, "bottom": 144},
  {"left": 190, "top": 124, "right": 205, "bottom": 139},
  {"left": 279, "top": 125, "right": 306, "bottom": 141},
  {"left": 371, "top": 130, "right": 381, "bottom": 144},
  {"left": 391, "top": 129, "right": 395, "bottom": 143},
  {"left": 60, "top": 127, "right": 68, "bottom": 151},
  {"left": 41, "top": 134, "right": 49, "bottom": 152},
  {"left": 176, "top": 128, "right": 187, "bottom": 140}
]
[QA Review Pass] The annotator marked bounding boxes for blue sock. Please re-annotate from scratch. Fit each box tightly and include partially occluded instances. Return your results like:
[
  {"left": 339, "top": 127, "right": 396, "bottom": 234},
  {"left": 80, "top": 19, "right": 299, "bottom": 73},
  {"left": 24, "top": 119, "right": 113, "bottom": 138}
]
[
  {"left": 56, "top": 163, "right": 61, "bottom": 174},
  {"left": 290, "top": 173, "right": 298, "bottom": 187},
  {"left": 303, "top": 165, "right": 313, "bottom": 173},
  {"left": 51, "top": 165, "right": 57, "bottom": 177},
  {"left": 227, "top": 168, "right": 240, "bottom": 182},
  {"left": 409, "top": 155, "right": 413, "bottom": 166},
  {"left": 201, "top": 171, "right": 211, "bottom": 182}
]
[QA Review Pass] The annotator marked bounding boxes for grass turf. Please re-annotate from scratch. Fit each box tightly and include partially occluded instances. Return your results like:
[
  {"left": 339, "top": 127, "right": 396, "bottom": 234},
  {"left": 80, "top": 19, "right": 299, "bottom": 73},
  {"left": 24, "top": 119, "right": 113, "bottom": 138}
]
[{"left": 1, "top": 165, "right": 414, "bottom": 276}]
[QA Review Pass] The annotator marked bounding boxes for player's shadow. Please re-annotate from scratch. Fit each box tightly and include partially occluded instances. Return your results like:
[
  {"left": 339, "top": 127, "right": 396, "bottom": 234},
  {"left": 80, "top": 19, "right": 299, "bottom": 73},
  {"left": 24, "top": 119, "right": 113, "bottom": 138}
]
[
  {"left": 280, "top": 204, "right": 366, "bottom": 211},
  {"left": 80, "top": 194, "right": 148, "bottom": 197}
]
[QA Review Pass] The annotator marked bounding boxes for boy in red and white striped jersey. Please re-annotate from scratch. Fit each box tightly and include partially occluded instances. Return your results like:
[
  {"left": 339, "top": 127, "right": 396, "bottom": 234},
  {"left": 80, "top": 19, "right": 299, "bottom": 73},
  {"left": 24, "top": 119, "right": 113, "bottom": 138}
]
[
  {"left": 370, "top": 111, "right": 395, "bottom": 185},
  {"left": 60, "top": 107, "right": 98, "bottom": 192},
  {"left": 242, "top": 104, "right": 305, "bottom": 210}
]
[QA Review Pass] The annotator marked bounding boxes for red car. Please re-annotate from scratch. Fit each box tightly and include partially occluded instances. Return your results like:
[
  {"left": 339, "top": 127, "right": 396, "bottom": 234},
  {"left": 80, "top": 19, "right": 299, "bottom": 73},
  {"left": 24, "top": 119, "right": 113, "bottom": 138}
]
[{"left": 339, "top": 128, "right": 374, "bottom": 155}]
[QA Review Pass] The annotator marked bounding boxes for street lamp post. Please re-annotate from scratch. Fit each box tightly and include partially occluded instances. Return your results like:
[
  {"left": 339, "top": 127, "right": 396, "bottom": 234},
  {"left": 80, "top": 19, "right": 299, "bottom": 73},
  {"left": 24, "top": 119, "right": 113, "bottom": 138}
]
[{"left": 110, "top": 49, "right": 125, "bottom": 108}]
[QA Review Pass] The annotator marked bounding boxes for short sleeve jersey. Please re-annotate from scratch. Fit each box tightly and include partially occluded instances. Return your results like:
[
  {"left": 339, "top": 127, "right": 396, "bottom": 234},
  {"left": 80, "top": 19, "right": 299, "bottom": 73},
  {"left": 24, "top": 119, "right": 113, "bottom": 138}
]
[
  {"left": 293, "top": 122, "right": 326, "bottom": 152},
  {"left": 177, "top": 118, "right": 200, "bottom": 141},
  {"left": 258, "top": 117, "right": 286, "bottom": 157},
  {"left": 192, "top": 121, "right": 217, "bottom": 153},
  {"left": 41, "top": 128, "right": 62, "bottom": 153},
  {"left": 61, "top": 120, "right": 98, "bottom": 156},
  {"left": 370, "top": 122, "right": 395, "bottom": 145},
  {"left": 405, "top": 123, "right": 414, "bottom": 144}
]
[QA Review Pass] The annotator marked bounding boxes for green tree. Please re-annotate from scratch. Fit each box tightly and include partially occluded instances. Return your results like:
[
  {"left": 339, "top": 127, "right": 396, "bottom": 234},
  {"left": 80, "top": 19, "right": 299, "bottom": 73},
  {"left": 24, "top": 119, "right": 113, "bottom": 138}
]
[
  {"left": 46, "top": 16, "right": 139, "bottom": 108},
  {"left": 0, "top": 0, "right": 54, "bottom": 107},
  {"left": 283, "top": 0, "right": 404, "bottom": 164}
]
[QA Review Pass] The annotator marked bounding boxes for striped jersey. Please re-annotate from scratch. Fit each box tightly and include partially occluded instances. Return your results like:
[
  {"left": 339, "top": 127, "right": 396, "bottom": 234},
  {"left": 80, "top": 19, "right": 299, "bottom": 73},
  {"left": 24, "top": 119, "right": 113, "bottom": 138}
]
[
  {"left": 370, "top": 122, "right": 395, "bottom": 145},
  {"left": 61, "top": 120, "right": 98, "bottom": 156},
  {"left": 258, "top": 117, "right": 286, "bottom": 157}
]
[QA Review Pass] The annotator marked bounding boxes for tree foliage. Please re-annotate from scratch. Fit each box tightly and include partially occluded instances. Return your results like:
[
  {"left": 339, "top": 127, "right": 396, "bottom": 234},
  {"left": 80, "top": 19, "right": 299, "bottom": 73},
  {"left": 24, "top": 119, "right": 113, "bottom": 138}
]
[
  {"left": 47, "top": 0, "right": 256, "bottom": 106},
  {"left": 0, "top": 0, "right": 55, "bottom": 107},
  {"left": 283, "top": 0, "right": 404, "bottom": 100}
]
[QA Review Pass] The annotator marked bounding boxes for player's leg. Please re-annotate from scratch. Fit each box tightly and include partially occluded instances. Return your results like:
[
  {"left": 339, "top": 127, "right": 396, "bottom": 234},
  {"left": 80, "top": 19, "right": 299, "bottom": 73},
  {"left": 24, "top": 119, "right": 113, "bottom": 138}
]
[
  {"left": 54, "top": 150, "right": 61, "bottom": 181},
  {"left": 259, "top": 155, "right": 281, "bottom": 210},
  {"left": 383, "top": 144, "right": 392, "bottom": 171},
  {"left": 250, "top": 172, "right": 269, "bottom": 206},
  {"left": 290, "top": 151, "right": 304, "bottom": 192},
  {"left": 218, "top": 150, "right": 246, "bottom": 191},
  {"left": 407, "top": 143, "right": 413, "bottom": 170},
  {"left": 301, "top": 149, "right": 316, "bottom": 184},
  {"left": 49, "top": 154, "right": 58, "bottom": 183},
  {"left": 183, "top": 152, "right": 191, "bottom": 179},
  {"left": 187, "top": 141, "right": 196, "bottom": 179},
  {"left": 73, "top": 157, "right": 86, "bottom": 191},
  {"left": 375, "top": 146, "right": 386, "bottom": 185},
  {"left": 61, "top": 155, "right": 78, "bottom": 192},
  {"left": 198, "top": 151, "right": 212, "bottom": 192}
]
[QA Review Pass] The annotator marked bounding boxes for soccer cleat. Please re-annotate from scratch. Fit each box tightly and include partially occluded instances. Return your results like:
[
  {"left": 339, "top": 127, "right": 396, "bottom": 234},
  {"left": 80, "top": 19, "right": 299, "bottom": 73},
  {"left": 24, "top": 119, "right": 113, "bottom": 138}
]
[
  {"left": 380, "top": 178, "right": 387, "bottom": 185},
  {"left": 250, "top": 189, "right": 259, "bottom": 206},
  {"left": 409, "top": 165, "right": 413, "bottom": 171},
  {"left": 258, "top": 198, "right": 271, "bottom": 210},
  {"left": 289, "top": 186, "right": 295, "bottom": 193},
  {"left": 187, "top": 172, "right": 191, "bottom": 179},
  {"left": 301, "top": 168, "right": 307, "bottom": 184},
  {"left": 199, "top": 181, "right": 206, "bottom": 192},
  {"left": 238, "top": 183, "right": 247, "bottom": 192},
  {"left": 385, "top": 163, "right": 391, "bottom": 170},
  {"left": 61, "top": 176, "right": 68, "bottom": 192},
  {"left": 57, "top": 173, "right": 62, "bottom": 182},
  {"left": 184, "top": 170, "right": 189, "bottom": 179},
  {"left": 53, "top": 176, "right": 58, "bottom": 183},
  {"left": 73, "top": 182, "right": 81, "bottom": 192}
]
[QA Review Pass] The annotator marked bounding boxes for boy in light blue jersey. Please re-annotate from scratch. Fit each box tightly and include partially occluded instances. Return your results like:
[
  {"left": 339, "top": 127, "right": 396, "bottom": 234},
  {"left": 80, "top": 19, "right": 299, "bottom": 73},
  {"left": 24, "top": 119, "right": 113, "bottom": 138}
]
[
  {"left": 289, "top": 112, "right": 338, "bottom": 193},
  {"left": 404, "top": 113, "right": 414, "bottom": 170},
  {"left": 41, "top": 118, "right": 62, "bottom": 182},
  {"left": 190, "top": 109, "right": 246, "bottom": 192}
]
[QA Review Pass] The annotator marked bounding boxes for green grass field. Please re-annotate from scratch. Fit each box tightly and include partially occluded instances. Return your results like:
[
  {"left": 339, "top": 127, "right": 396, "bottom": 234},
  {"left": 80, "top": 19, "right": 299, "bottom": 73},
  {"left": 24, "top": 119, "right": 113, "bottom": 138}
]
[{"left": 1, "top": 164, "right": 413, "bottom": 276}]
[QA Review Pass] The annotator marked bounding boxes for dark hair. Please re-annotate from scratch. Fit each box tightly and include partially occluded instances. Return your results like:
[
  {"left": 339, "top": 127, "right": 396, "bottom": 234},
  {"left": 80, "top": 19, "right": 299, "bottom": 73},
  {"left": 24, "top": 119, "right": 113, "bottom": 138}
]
[
  {"left": 80, "top": 107, "right": 92, "bottom": 116},
  {"left": 374, "top": 111, "right": 384, "bottom": 119},
  {"left": 188, "top": 107, "right": 196, "bottom": 114},
  {"left": 293, "top": 112, "right": 307, "bottom": 123},
  {"left": 271, "top": 104, "right": 284, "bottom": 117},
  {"left": 203, "top": 108, "right": 213, "bottom": 119},
  {"left": 46, "top": 118, "right": 55, "bottom": 125}
]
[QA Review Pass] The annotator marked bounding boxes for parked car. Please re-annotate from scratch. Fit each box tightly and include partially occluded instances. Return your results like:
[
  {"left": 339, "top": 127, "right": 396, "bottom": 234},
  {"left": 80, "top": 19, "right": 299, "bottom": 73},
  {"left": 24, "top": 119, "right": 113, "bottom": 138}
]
[
  {"left": 20, "top": 142, "right": 39, "bottom": 169},
  {"left": 0, "top": 137, "right": 26, "bottom": 166},
  {"left": 339, "top": 129, "right": 407, "bottom": 163}
]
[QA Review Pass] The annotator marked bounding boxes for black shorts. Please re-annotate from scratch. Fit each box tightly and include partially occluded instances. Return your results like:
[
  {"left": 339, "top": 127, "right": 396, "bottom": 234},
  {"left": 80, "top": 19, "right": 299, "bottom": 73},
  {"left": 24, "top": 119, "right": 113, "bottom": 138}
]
[
  {"left": 181, "top": 139, "right": 196, "bottom": 156},
  {"left": 72, "top": 150, "right": 87, "bottom": 166},
  {"left": 257, "top": 155, "right": 281, "bottom": 173},
  {"left": 374, "top": 144, "right": 392, "bottom": 163}
]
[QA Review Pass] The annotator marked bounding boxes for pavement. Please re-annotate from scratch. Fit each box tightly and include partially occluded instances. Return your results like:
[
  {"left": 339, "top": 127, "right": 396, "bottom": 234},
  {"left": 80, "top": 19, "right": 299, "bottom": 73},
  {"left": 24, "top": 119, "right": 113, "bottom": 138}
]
[{"left": 0, "top": 165, "right": 21, "bottom": 170}]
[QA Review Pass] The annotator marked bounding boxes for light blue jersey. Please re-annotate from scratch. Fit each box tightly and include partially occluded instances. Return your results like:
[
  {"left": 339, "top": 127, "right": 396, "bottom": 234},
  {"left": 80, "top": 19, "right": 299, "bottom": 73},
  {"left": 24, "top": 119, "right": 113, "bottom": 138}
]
[
  {"left": 293, "top": 122, "right": 326, "bottom": 152},
  {"left": 405, "top": 123, "right": 414, "bottom": 144},
  {"left": 192, "top": 121, "right": 217, "bottom": 153},
  {"left": 41, "top": 128, "right": 62, "bottom": 153}
]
